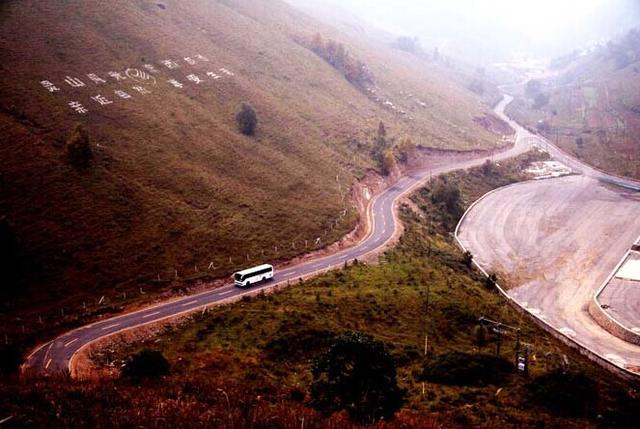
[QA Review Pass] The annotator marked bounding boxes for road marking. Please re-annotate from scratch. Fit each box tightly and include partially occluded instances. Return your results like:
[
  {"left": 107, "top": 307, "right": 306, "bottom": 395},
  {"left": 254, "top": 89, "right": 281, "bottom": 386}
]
[
  {"left": 218, "top": 290, "right": 233, "bottom": 296},
  {"left": 101, "top": 323, "right": 120, "bottom": 331},
  {"left": 45, "top": 359, "right": 52, "bottom": 369},
  {"left": 181, "top": 300, "right": 198, "bottom": 307},
  {"left": 64, "top": 338, "right": 79, "bottom": 348},
  {"left": 142, "top": 311, "right": 161, "bottom": 319}
]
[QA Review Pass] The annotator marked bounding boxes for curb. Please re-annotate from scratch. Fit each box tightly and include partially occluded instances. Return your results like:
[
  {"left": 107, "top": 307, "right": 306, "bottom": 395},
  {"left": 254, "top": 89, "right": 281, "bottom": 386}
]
[{"left": 454, "top": 180, "right": 640, "bottom": 381}]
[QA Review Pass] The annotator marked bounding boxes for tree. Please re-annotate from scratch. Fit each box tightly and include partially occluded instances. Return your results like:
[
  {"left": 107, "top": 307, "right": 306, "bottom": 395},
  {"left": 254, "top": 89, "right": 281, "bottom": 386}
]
[
  {"left": 393, "top": 36, "right": 421, "bottom": 54},
  {"left": 122, "top": 349, "right": 170, "bottom": 379},
  {"left": 481, "top": 159, "right": 494, "bottom": 176},
  {"left": 311, "top": 331, "right": 405, "bottom": 423},
  {"left": 381, "top": 150, "right": 397, "bottom": 176},
  {"left": 236, "top": 102, "right": 258, "bottom": 136},
  {"left": 0, "top": 217, "right": 20, "bottom": 298},
  {"left": 430, "top": 179, "right": 462, "bottom": 219},
  {"left": 66, "top": 124, "right": 93, "bottom": 168},
  {"left": 371, "top": 122, "right": 390, "bottom": 172},
  {"left": 397, "top": 136, "right": 416, "bottom": 164},
  {"left": 533, "top": 93, "right": 549, "bottom": 109},
  {"left": 525, "top": 79, "right": 542, "bottom": 98}
]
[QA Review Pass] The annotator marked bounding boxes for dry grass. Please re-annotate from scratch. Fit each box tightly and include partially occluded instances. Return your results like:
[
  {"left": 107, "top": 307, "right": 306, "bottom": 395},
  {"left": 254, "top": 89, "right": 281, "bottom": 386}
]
[
  {"left": 3, "top": 153, "right": 638, "bottom": 428},
  {"left": 0, "top": 0, "right": 503, "bottom": 354}
]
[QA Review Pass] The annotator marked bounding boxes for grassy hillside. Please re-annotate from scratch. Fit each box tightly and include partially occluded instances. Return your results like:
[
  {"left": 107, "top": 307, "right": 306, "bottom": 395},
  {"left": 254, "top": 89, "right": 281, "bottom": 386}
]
[
  {"left": 506, "top": 29, "right": 640, "bottom": 178},
  {"left": 0, "top": 1, "right": 505, "bottom": 350},
  {"left": 5, "top": 152, "right": 639, "bottom": 428}
]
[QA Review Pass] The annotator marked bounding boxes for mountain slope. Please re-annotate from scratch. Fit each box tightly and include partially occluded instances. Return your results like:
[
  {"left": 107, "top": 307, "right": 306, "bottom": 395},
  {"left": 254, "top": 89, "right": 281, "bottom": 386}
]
[
  {"left": 0, "top": 0, "right": 503, "bottom": 341},
  {"left": 506, "top": 29, "right": 640, "bottom": 179}
]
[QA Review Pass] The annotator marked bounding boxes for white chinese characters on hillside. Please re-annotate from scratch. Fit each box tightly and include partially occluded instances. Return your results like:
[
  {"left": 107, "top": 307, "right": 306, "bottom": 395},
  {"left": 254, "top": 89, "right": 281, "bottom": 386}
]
[{"left": 37, "top": 54, "right": 235, "bottom": 115}]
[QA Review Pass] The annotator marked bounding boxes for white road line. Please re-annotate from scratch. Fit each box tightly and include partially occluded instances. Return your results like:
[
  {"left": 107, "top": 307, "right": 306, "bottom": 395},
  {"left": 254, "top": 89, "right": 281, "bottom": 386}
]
[
  {"left": 64, "top": 338, "right": 79, "bottom": 348},
  {"left": 45, "top": 359, "right": 52, "bottom": 369},
  {"left": 218, "top": 290, "right": 233, "bottom": 296},
  {"left": 142, "top": 311, "right": 161, "bottom": 319},
  {"left": 181, "top": 300, "right": 198, "bottom": 307},
  {"left": 101, "top": 323, "right": 120, "bottom": 331}
]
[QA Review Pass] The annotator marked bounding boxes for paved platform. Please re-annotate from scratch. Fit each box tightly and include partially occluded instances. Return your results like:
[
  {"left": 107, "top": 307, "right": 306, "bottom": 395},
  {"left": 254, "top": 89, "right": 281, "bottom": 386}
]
[{"left": 599, "top": 251, "right": 640, "bottom": 335}]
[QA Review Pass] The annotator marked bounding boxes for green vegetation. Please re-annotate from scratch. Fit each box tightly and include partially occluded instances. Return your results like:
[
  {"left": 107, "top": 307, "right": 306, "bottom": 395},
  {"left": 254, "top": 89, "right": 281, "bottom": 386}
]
[
  {"left": 421, "top": 352, "right": 513, "bottom": 386},
  {"left": 311, "top": 331, "right": 405, "bottom": 423},
  {"left": 526, "top": 369, "right": 599, "bottom": 417},
  {"left": 235, "top": 102, "right": 258, "bottom": 136},
  {"left": 122, "top": 349, "right": 170, "bottom": 379},
  {"left": 3, "top": 151, "right": 640, "bottom": 427},
  {"left": 507, "top": 28, "right": 640, "bottom": 179},
  {"left": 309, "top": 33, "right": 374, "bottom": 88}
]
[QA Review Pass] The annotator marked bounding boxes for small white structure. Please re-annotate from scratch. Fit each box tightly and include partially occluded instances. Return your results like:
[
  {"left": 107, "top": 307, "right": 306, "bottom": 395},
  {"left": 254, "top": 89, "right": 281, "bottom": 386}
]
[{"left": 615, "top": 257, "right": 640, "bottom": 281}]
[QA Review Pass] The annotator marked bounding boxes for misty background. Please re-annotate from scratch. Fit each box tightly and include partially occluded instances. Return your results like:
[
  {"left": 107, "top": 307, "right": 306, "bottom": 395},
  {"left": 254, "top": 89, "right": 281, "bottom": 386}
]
[{"left": 289, "top": 0, "right": 640, "bottom": 65}]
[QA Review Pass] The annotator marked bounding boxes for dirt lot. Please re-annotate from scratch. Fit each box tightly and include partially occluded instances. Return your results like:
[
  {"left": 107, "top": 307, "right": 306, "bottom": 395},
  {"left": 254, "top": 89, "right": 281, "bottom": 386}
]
[{"left": 457, "top": 174, "right": 640, "bottom": 370}]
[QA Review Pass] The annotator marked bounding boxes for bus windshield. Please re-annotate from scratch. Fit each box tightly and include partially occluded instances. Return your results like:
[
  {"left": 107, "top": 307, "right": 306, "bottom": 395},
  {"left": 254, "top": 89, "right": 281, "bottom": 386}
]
[{"left": 234, "top": 273, "right": 243, "bottom": 281}]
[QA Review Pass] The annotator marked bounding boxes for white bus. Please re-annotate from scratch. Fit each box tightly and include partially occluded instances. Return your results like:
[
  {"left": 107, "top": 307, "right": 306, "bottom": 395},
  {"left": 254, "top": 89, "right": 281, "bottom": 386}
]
[{"left": 233, "top": 264, "right": 274, "bottom": 288}]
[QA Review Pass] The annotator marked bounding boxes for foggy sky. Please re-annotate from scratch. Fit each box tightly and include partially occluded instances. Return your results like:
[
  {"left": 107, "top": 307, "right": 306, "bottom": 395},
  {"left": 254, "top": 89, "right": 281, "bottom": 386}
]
[{"left": 294, "top": 0, "right": 640, "bottom": 63}]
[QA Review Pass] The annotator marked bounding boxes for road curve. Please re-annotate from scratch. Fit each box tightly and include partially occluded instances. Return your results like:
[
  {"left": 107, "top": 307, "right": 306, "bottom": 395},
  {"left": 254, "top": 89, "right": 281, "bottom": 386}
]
[
  {"left": 456, "top": 104, "right": 640, "bottom": 375},
  {"left": 23, "top": 95, "right": 532, "bottom": 377}
]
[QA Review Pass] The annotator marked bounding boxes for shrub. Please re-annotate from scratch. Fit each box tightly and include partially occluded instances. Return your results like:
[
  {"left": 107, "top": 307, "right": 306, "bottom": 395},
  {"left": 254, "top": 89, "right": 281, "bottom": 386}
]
[
  {"left": 421, "top": 352, "right": 512, "bottom": 386},
  {"left": 473, "top": 325, "right": 489, "bottom": 350},
  {"left": 481, "top": 159, "right": 493, "bottom": 176},
  {"left": 430, "top": 178, "right": 463, "bottom": 220},
  {"left": 66, "top": 124, "right": 93, "bottom": 168},
  {"left": 483, "top": 273, "right": 498, "bottom": 289},
  {"left": 525, "top": 79, "right": 542, "bottom": 98},
  {"left": 122, "top": 349, "right": 170, "bottom": 379},
  {"left": 381, "top": 150, "right": 397, "bottom": 176},
  {"left": 309, "top": 34, "right": 374, "bottom": 88},
  {"left": 527, "top": 369, "right": 598, "bottom": 416},
  {"left": 533, "top": 93, "right": 549, "bottom": 109},
  {"left": 310, "top": 331, "right": 405, "bottom": 423},
  {"left": 236, "top": 103, "right": 258, "bottom": 136},
  {"left": 463, "top": 251, "right": 473, "bottom": 268}
]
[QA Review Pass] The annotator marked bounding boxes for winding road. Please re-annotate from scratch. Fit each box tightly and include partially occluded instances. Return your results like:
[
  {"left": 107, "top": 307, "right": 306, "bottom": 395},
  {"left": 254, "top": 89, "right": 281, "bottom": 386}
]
[
  {"left": 23, "top": 92, "right": 639, "bottom": 378},
  {"left": 456, "top": 97, "right": 640, "bottom": 375},
  {"left": 22, "top": 95, "right": 529, "bottom": 377}
]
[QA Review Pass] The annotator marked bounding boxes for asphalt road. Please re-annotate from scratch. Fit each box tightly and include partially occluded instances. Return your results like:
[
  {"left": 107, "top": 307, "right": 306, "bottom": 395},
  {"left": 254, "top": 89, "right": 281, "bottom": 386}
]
[{"left": 23, "top": 94, "right": 532, "bottom": 377}]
